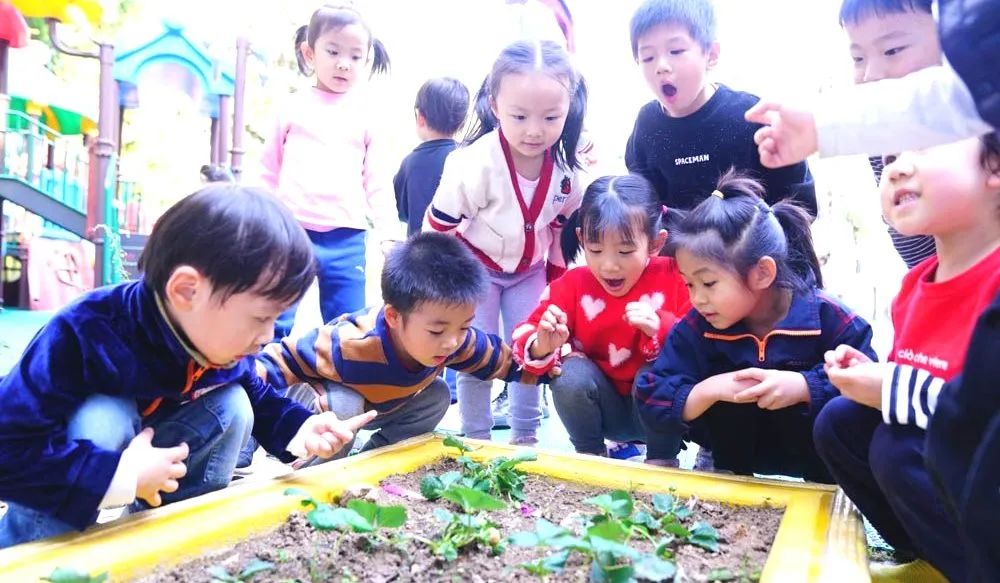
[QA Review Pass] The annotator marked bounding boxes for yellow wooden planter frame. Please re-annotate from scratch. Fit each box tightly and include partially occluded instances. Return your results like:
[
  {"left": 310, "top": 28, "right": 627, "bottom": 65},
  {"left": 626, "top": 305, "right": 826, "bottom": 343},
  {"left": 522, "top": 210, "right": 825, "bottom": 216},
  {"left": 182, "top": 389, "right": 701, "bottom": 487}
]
[{"left": 0, "top": 435, "right": 870, "bottom": 582}]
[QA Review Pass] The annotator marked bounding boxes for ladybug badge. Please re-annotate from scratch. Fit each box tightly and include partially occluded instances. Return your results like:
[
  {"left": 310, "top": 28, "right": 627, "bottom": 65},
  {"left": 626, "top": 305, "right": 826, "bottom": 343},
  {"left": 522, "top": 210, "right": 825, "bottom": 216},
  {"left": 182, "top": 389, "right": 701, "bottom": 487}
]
[{"left": 560, "top": 176, "right": 571, "bottom": 194}]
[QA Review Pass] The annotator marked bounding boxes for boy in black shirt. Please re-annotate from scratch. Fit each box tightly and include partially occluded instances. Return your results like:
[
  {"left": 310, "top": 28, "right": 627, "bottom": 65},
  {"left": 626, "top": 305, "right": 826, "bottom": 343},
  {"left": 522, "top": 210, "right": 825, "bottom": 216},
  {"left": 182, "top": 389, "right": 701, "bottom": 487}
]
[
  {"left": 625, "top": 0, "right": 817, "bottom": 215},
  {"left": 394, "top": 77, "right": 470, "bottom": 237}
]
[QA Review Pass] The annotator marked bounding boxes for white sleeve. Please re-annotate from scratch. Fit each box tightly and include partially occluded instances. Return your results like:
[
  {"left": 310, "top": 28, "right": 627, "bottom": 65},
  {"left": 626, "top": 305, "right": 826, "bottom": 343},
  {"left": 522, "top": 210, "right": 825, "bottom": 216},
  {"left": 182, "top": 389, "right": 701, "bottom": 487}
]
[
  {"left": 816, "top": 63, "right": 994, "bottom": 157},
  {"left": 98, "top": 453, "right": 138, "bottom": 509}
]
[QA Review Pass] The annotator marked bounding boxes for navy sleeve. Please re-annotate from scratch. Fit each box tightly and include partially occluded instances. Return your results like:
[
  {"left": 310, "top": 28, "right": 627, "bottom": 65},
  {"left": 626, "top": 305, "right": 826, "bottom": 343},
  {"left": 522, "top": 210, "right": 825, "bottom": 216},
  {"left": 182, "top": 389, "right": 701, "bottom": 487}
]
[
  {"left": 393, "top": 159, "right": 408, "bottom": 222},
  {"left": 634, "top": 316, "right": 710, "bottom": 427},
  {"left": 0, "top": 316, "right": 123, "bottom": 530},
  {"left": 800, "top": 308, "right": 877, "bottom": 414},
  {"left": 240, "top": 366, "right": 313, "bottom": 463}
]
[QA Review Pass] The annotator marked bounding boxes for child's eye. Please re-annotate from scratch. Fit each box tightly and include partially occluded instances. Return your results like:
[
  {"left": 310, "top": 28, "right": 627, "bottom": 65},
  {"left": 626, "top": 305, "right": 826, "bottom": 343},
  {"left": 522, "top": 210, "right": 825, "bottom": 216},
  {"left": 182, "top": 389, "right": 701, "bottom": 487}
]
[
  {"left": 429, "top": 330, "right": 444, "bottom": 336},
  {"left": 545, "top": 116, "right": 561, "bottom": 122},
  {"left": 883, "top": 153, "right": 898, "bottom": 165},
  {"left": 513, "top": 114, "right": 527, "bottom": 121},
  {"left": 703, "top": 281, "right": 717, "bottom": 288},
  {"left": 851, "top": 56, "right": 864, "bottom": 65},
  {"left": 884, "top": 46, "right": 908, "bottom": 57},
  {"left": 256, "top": 317, "right": 271, "bottom": 324},
  {"left": 586, "top": 248, "right": 602, "bottom": 255},
  {"left": 619, "top": 250, "right": 635, "bottom": 256},
  {"left": 640, "top": 56, "right": 654, "bottom": 63},
  {"left": 670, "top": 49, "right": 686, "bottom": 56},
  {"left": 327, "top": 49, "right": 338, "bottom": 56},
  {"left": 352, "top": 55, "right": 362, "bottom": 61}
]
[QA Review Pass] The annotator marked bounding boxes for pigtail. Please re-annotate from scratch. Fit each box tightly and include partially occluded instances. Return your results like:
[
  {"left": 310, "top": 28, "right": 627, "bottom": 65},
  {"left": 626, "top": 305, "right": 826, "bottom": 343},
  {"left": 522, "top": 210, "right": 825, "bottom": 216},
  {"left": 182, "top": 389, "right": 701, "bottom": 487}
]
[
  {"left": 772, "top": 200, "right": 824, "bottom": 289},
  {"left": 369, "top": 37, "right": 391, "bottom": 77},
  {"left": 556, "top": 74, "right": 588, "bottom": 170},
  {"left": 294, "top": 25, "right": 311, "bottom": 75},
  {"left": 560, "top": 209, "right": 583, "bottom": 264},
  {"left": 463, "top": 75, "right": 496, "bottom": 146}
]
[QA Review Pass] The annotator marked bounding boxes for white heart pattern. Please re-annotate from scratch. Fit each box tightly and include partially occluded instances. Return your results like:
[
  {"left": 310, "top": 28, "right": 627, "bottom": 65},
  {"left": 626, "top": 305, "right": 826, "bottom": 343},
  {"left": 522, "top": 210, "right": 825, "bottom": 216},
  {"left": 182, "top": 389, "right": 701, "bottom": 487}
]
[
  {"left": 608, "top": 343, "right": 632, "bottom": 367},
  {"left": 639, "top": 292, "right": 665, "bottom": 311},
  {"left": 580, "top": 295, "right": 606, "bottom": 321}
]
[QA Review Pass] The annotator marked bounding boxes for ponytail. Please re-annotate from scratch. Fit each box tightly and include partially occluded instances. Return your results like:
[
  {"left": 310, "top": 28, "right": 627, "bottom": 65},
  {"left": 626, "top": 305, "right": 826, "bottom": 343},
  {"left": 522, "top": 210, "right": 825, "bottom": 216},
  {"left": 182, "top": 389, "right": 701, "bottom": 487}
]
[
  {"left": 559, "top": 75, "right": 587, "bottom": 170},
  {"left": 294, "top": 25, "right": 310, "bottom": 75},
  {"left": 772, "top": 200, "right": 823, "bottom": 289},
  {"left": 369, "top": 38, "right": 391, "bottom": 77},
  {"left": 560, "top": 209, "right": 582, "bottom": 264},
  {"left": 463, "top": 76, "right": 496, "bottom": 146}
]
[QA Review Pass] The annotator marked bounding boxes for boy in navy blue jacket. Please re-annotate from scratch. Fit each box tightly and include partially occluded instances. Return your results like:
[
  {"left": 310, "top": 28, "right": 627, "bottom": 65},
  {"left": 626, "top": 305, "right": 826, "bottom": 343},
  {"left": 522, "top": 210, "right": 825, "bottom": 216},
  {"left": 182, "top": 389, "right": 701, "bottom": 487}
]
[
  {"left": 0, "top": 185, "right": 375, "bottom": 547},
  {"left": 394, "top": 77, "right": 470, "bottom": 237}
]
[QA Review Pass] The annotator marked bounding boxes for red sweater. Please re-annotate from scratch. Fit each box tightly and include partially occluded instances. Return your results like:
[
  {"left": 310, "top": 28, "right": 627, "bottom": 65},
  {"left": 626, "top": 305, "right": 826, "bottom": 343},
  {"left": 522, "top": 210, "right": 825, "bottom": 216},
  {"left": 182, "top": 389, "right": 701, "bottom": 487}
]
[
  {"left": 512, "top": 256, "right": 690, "bottom": 395},
  {"left": 891, "top": 244, "right": 1000, "bottom": 380}
]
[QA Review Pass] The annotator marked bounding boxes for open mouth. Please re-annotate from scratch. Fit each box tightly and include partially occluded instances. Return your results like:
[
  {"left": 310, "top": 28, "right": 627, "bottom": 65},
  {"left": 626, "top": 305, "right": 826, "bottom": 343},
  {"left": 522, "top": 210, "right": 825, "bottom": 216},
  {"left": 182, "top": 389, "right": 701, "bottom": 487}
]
[
  {"left": 661, "top": 83, "right": 678, "bottom": 99},
  {"left": 603, "top": 278, "right": 625, "bottom": 291},
  {"left": 893, "top": 189, "right": 920, "bottom": 207}
]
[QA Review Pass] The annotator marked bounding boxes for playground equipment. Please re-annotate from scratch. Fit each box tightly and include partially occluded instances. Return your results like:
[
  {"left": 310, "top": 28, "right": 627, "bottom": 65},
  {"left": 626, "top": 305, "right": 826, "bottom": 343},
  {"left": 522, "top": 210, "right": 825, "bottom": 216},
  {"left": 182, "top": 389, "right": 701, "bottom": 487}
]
[{"left": 0, "top": 1, "right": 250, "bottom": 310}]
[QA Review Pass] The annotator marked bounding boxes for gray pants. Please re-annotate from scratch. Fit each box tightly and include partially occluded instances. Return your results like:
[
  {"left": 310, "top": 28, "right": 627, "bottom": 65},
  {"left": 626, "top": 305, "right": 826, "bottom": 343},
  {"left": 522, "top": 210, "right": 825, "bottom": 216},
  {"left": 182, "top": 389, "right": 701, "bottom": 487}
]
[
  {"left": 287, "top": 378, "right": 450, "bottom": 463},
  {"left": 458, "top": 262, "right": 546, "bottom": 440},
  {"left": 549, "top": 357, "right": 646, "bottom": 455}
]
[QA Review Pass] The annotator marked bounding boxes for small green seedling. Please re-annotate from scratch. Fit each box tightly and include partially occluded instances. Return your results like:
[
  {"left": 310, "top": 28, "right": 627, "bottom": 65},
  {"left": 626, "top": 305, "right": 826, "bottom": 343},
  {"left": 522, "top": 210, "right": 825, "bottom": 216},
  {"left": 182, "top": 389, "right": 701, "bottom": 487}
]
[
  {"left": 41, "top": 568, "right": 108, "bottom": 583},
  {"left": 284, "top": 488, "right": 407, "bottom": 534},
  {"left": 206, "top": 559, "right": 274, "bottom": 583},
  {"left": 427, "top": 507, "right": 505, "bottom": 561},
  {"left": 426, "top": 436, "right": 537, "bottom": 501}
]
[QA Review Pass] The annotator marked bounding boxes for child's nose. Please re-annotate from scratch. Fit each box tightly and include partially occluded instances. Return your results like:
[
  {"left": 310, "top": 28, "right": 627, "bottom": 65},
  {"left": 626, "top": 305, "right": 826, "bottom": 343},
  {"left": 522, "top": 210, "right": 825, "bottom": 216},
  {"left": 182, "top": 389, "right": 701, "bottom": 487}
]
[
  {"left": 656, "top": 55, "right": 672, "bottom": 73},
  {"left": 862, "top": 61, "right": 886, "bottom": 83}
]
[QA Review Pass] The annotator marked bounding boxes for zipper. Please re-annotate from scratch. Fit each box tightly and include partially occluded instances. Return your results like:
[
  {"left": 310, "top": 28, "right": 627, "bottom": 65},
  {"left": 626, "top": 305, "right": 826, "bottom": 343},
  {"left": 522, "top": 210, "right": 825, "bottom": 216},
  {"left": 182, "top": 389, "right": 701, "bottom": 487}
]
[{"left": 703, "top": 329, "right": 822, "bottom": 362}]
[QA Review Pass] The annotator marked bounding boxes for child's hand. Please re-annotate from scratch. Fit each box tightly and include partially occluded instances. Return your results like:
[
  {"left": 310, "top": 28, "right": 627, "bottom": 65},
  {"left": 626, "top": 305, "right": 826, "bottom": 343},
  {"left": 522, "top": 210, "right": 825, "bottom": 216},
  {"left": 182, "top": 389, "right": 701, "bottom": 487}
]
[
  {"left": 827, "top": 362, "right": 884, "bottom": 409},
  {"left": 732, "top": 368, "right": 810, "bottom": 410},
  {"left": 744, "top": 101, "right": 818, "bottom": 169},
  {"left": 824, "top": 344, "right": 873, "bottom": 370},
  {"left": 624, "top": 301, "right": 660, "bottom": 338},
  {"left": 530, "top": 305, "right": 569, "bottom": 359},
  {"left": 703, "top": 372, "right": 758, "bottom": 404},
  {"left": 123, "top": 428, "right": 189, "bottom": 507},
  {"left": 305, "top": 410, "right": 378, "bottom": 459}
]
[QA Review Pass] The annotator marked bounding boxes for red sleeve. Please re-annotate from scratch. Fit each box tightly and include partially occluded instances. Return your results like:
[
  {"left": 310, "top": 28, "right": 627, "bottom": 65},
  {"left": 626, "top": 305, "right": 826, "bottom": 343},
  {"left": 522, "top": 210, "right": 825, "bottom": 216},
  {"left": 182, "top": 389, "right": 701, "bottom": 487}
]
[{"left": 512, "top": 271, "right": 577, "bottom": 375}]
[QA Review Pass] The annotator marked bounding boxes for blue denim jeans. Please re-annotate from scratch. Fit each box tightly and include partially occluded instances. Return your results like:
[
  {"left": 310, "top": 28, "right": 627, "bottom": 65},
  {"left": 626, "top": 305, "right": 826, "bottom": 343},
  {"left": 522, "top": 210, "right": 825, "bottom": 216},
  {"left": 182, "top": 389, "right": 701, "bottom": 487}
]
[
  {"left": 549, "top": 357, "right": 646, "bottom": 455},
  {"left": 0, "top": 384, "right": 253, "bottom": 548},
  {"left": 274, "top": 227, "right": 367, "bottom": 338}
]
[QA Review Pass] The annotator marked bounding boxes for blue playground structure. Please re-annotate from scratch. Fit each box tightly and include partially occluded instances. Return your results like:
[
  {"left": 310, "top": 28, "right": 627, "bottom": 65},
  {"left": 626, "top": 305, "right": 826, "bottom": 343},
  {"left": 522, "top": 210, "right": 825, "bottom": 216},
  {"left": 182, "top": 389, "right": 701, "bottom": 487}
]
[{"left": 0, "top": 3, "right": 248, "bottom": 311}]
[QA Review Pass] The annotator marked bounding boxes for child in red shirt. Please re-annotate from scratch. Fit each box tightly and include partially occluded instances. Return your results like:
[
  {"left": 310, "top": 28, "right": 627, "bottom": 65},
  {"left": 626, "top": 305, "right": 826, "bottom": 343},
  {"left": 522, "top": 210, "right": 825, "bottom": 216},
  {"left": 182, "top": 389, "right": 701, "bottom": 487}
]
[
  {"left": 512, "top": 174, "right": 690, "bottom": 456},
  {"left": 816, "top": 133, "right": 1000, "bottom": 583}
]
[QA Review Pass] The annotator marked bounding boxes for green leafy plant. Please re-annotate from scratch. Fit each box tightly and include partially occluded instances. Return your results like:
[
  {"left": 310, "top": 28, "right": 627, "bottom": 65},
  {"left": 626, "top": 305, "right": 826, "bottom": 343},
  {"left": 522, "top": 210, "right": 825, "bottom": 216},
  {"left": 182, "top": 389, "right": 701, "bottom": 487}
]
[
  {"left": 284, "top": 487, "right": 408, "bottom": 556},
  {"left": 421, "top": 436, "right": 537, "bottom": 502},
  {"left": 40, "top": 568, "right": 108, "bottom": 583},
  {"left": 206, "top": 559, "right": 274, "bottom": 583},
  {"left": 425, "top": 507, "right": 505, "bottom": 561}
]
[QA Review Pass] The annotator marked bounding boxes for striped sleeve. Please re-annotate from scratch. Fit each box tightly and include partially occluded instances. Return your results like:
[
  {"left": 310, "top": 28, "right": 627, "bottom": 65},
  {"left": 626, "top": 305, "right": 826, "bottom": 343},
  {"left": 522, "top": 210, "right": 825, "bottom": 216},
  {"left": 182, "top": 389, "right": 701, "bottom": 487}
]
[
  {"left": 422, "top": 152, "right": 476, "bottom": 234},
  {"left": 448, "top": 327, "right": 539, "bottom": 385},
  {"left": 881, "top": 363, "right": 945, "bottom": 429}
]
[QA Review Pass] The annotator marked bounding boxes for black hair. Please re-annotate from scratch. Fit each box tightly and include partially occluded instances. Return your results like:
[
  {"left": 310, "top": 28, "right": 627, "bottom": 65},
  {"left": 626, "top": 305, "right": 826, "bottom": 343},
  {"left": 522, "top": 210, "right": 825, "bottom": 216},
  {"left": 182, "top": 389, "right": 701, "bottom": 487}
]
[
  {"left": 560, "top": 174, "right": 676, "bottom": 263},
  {"left": 630, "top": 0, "right": 716, "bottom": 58},
  {"left": 839, "top": 0, "right": 933, "bottom": 26},
  {"left": 294, "top": 4, "right": 389, "bottom": 78},
  {"left": 670, "top": 168, "right": 823, "bottom": 292},
  {"left": 979, "top": 132, "right": 1000, "bottom": 175},
  {"left": 415, "top": 77, "right": 470, "bottom": 136},
  {"left": 465, "top": 39, "right": 588, "bottom": 170},
  {"left": 381, "top": 233, "right": 487, "bottom": 316},
  {"left": 139, "top": 184, "right": 315, "bottom": 304}
]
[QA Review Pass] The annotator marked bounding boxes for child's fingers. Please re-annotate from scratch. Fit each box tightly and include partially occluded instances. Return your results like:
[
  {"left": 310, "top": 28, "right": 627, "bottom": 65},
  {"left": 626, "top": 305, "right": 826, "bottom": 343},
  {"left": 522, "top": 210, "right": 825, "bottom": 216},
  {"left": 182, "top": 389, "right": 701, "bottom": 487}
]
[
  {"left": 735, "top": 383, "right": 769, "bottom": 402},
  {"left": 547, "top": 304, "right": 566, "bottom": 320},
  {"left": 343, "top": 410, "right": 378, "bottom": 432},
  {"left": 169, "top": 461, "right": 187, "bottom": 480},
  {"left": 745, "top": 100, "right": 780, "bottom": 126},
  {"left": 161, "top": 479, "right": 179, "bottom": 494},
  {"left": 307, "top": 433, "right": 336, "bottom": 458},
  {"left": 166, "top": 442, "right": 189, "bottom": 462},
  {"left": 732, "top": 368, "right": 766, "bottom": 382},
  {"left": 146, "top": 492, "right": 163, "bottom": 507}
]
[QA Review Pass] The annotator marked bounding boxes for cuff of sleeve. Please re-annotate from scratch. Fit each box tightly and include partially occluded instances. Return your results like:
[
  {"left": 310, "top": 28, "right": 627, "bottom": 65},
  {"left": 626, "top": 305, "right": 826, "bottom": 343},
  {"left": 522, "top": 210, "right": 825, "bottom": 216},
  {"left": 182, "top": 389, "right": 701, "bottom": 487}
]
[
  {"left": 520, "top": 334, "right": 560, "bottom": 374},
  {"left": 801, "top": 371, "right": 827, "bottom": 414},
  {"left": 881, "top": 364, "right": 897, "bottom": 424},
  {"left": 99, "top": 451, "right": 138, "bottom": 509},
  {"left": 546, "top": 262, "right": 566, "bottom": 283}
]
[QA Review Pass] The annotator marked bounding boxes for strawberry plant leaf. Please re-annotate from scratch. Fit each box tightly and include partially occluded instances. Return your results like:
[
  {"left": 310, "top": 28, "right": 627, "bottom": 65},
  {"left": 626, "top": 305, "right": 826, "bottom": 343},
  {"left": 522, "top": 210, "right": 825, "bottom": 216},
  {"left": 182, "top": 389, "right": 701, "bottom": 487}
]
[
  {"left": 443, "top": 435, "right": 472, "bottom": 452},
  {"left": 587, "top": 519, "right": 629, "bottom": 543},
  {"left": 690, "top": 521, "right": 720, "bottom": 552},
  {"left": 432, "top": 507, "right": 454, "bottom": 523},
  {"left": 441, "top": 485, "right": 506, "bottom": 513},
  {"left": 239, "top": 559, "right": 275, "bottom": 580},
  {"left": 42, "top": 568, "right": 110, "bottom": 583},
  {"left": 419, "top": 475, "right": 444, "bottom": 500},
  {"left": 651, "top": 493, "right": 675, "bottom": 515},
  {"left": 520, "top": 549, "right": 571, "bottom": 575},
  {"left": 205, "top": 565, "right": 236, "bottom": 582},
  {"left": 583, "top": 490, "right": 634, "bottom": 519},
  {"left": 633, "top": 555, "right": 677, "bottom": 581},
  {"left": 632, "top": 510, "right": 660, "bottom": 530},
  {"left": 663, "top": 519, "right": 691, "bottom": 538},
  {"left": 283, "top": 487, "right": 317, "bottom": 508}
]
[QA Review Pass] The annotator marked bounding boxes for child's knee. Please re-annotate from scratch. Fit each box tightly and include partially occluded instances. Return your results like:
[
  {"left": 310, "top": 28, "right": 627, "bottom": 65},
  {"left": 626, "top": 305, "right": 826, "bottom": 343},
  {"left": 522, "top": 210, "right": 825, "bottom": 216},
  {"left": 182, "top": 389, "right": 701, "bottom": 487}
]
[
  {"left": 216, "top": 384, "right": 254, "bottom": 433},
  {"left": 425, "top": 379, "right": 452, "bottom": 417},
  {"left": 869, "top": 425, "right": 926, "bottom": 491},
  {"left": 812, "top": 396, "right": 861, "bottom": 450},
  {"left": 321, "top": 381, "right": 366, "bottom": 418},
  {"left": 67, "top": 394, "right": 139, "bottom": 450},
  {"left": 550, "top": 357, "right": 599, "bottom": 396}
]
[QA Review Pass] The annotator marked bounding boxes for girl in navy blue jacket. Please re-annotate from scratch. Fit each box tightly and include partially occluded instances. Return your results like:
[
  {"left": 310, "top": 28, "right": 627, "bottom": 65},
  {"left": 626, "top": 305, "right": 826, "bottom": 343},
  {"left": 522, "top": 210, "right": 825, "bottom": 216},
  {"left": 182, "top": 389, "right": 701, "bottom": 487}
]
[{"left": 634, "top": 170, "right": 876, "bottom": 480}]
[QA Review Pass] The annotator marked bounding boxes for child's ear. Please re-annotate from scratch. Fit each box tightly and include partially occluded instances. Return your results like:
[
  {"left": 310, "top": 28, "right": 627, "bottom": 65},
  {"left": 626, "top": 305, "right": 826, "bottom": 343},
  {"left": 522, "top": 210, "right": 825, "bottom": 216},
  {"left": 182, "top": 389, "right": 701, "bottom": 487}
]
[
  {"left": 649, "top": 229, "right": 669, "bottom": 255},
  {"left": 416, "top": 111, "right": 428, "bottom": 128},
  {"left": 749, "top": 256, "right": 777, "bottom": 291},
  {"left": 165, "top": 266, "right": 203, "bottom": 312},
  {"left": 384, "top": 304, "right": 403, "bottom": 329},
  {"left": 706, "top": 41, "right": 721, "bottom": 70},
  {"left": 299, "top": 42, "right": 314, "bottom": 65},
  {"left": 489, "top": 95, "right": 499, "bottom": 120},
  {"left": 575, "top": 227, "right": 583, "bottom": 244}
]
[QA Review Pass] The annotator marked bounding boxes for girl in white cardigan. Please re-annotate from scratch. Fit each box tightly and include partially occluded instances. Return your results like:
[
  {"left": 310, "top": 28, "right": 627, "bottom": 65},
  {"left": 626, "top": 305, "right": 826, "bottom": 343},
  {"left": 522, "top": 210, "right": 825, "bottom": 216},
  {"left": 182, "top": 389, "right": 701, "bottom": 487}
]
[{"left": 424, "top": 39, "right": 588, "bottom": 444}]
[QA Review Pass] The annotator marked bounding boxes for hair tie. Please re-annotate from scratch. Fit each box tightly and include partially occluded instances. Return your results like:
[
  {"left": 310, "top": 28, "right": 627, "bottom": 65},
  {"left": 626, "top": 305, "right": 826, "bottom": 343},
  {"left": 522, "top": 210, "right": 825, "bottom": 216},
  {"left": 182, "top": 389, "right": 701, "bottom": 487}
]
[
  {"left": 711, "top": 190, "right": 724, "bottom": 199},
  {"left": 661, "top": 205, "right": 669, "bottom": 217}
]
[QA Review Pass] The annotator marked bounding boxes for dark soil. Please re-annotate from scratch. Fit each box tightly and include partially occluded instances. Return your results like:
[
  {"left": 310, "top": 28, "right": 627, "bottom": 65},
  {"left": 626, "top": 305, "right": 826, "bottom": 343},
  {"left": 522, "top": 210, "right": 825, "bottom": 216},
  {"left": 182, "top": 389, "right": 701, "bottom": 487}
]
[{"left": 138, "top": 460, "right": 782, "bottom": 582}]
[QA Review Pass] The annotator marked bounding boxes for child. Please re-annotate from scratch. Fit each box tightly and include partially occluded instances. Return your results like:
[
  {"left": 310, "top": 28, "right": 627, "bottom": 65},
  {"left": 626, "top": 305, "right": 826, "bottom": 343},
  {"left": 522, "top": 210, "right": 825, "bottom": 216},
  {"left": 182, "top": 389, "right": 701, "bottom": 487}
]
[
  {"left": 512, "top": 174, "right": 690, "bottom": 457},
  {"left": 815, "top": 133, "right": 1000, "bottom": 583},
  {"left": 260, "top": 5, "right": 399, "bottom": 338},
  {"left": 841, "top": 0, "right": 941, "bottom": 268},
  {"left": 424, "top": 39, "right": 588, "bottom": 444},
  {"left": 257, "top": 233, "right": 557, "bottom": 462},
  {"left": 635, "top": 170, "right": 876, "bottom": 478},
  {"left": 0, "top": 185, "right": 376, "bottom": 548},
  {"left": 395, "top": 78, "right": 470, "bottom": 237},
  {"left": 625, "top": 0, "right": 817, "bottom": 215},
  {"left": 745, "top": 0, "right": 997, "bottom": 165}
]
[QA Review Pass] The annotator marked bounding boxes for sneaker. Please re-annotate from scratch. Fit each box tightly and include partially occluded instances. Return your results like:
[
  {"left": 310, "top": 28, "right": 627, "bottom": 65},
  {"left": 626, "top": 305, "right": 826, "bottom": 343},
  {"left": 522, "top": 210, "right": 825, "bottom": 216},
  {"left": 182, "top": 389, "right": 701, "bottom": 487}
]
[
  {"left": 693, "top": 446, "right": 715, "bottom": 472},
  {"left": 607, "top": 441, "right": 646, "bottom": 461},
  {"left": 491, "top": 385, "right": 510, "bottom": 429}
]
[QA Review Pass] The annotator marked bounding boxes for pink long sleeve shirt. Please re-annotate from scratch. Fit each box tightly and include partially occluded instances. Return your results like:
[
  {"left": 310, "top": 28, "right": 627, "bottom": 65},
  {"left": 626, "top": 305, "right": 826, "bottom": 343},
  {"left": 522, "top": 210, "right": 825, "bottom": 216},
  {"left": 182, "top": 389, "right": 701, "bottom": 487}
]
[{"left": 259, "top": 87, "right": 398, "bottom": 238}]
